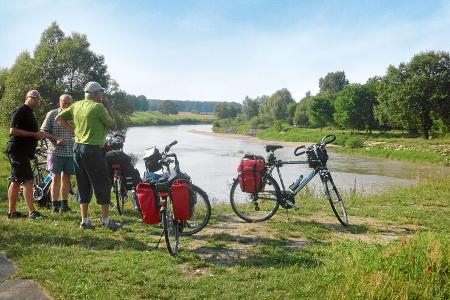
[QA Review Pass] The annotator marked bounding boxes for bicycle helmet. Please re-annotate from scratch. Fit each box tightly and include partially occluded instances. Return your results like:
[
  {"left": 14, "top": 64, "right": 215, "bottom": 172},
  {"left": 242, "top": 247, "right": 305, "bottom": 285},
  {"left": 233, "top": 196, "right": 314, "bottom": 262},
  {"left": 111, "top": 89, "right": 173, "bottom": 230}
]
[{"left": 143, "top": 147, "right": 163, "bottom": 172}]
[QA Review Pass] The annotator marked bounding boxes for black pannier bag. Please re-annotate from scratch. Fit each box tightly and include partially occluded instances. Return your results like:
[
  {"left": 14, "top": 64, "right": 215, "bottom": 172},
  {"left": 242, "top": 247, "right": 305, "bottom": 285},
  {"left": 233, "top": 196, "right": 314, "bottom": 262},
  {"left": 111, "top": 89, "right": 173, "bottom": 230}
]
[
  {"left": 105, "top": 150, "right": 141, "bottom": 189},
  {"left": 143, "top": 147, "right": 163, "bottom": 172},
  {"left": 306, "top": 146, "right": 328, "bottom": 168}
]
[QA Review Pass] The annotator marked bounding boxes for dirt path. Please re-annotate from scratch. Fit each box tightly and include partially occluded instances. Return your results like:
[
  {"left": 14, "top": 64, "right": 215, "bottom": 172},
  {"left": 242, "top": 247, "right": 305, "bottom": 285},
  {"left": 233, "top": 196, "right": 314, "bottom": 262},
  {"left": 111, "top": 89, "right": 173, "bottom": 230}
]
[{"left": 181, "top": 213, "right": 416, "bottom": 266}]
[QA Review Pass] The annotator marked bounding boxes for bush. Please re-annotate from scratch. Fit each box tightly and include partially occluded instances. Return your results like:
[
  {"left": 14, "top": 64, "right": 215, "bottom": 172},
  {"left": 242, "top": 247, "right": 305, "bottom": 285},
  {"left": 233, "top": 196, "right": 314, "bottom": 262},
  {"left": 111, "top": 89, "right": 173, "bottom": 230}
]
[{"left": 345, "top": 136, "right": 364, "bottom": 148}]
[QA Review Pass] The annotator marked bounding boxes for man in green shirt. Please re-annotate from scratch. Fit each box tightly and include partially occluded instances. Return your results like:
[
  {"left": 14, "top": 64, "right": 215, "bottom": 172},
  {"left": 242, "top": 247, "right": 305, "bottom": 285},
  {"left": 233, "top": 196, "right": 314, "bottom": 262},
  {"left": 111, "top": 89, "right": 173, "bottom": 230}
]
[{"left": 56, "top": 81, "right": 120, "bottom": 230}]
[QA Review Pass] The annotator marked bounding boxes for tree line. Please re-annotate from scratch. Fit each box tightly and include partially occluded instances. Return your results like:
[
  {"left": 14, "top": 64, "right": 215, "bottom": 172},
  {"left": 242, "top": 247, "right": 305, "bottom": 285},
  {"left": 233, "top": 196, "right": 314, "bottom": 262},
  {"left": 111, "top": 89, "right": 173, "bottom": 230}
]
[{"left": 214, "top": 51, "right": 450, "bottom": 139}]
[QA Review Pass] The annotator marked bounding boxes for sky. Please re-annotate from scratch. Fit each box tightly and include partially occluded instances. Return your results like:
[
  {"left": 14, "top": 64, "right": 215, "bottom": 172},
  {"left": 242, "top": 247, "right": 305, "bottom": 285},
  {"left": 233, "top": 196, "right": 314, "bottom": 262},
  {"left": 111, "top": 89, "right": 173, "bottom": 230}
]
[{"left": 1, "top": 0, "right": 450, "bottom": 102}]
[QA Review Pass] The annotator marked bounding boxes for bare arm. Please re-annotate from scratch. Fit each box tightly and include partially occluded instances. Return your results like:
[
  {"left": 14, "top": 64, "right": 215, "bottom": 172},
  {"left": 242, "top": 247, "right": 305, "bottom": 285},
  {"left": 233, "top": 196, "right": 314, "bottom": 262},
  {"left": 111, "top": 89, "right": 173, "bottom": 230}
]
[
  {"left": 10, "top": 128, "right": 44, "bottom": 139},
  {"left": 39, "top": 130, "right": 64, "bottom": 145},
  {"left": 101, "top": 96, "right": 117, "bottom": 130},
  {"left": 55, "top": 115, "right": 74, "bottom": 133}
]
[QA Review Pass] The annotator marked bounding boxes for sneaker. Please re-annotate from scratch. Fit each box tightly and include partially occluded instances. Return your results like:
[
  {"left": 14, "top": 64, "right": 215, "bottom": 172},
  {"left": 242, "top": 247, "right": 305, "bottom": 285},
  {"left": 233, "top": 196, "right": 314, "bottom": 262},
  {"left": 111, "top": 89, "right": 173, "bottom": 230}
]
[
  {"left": 29, "top": 211, "right": 45, "bottom": 219},
  {"left": 101, "top": 220, "right": 122, "bottom": 230},
  {"left": 7, "top": 211, "right": 26, "bottom": 219},
  {"left": 59, "top": 206, "right": 72, "bottom": 213},
  {"left": 80, "top": 222, "right": 95, "bottom": 230}
]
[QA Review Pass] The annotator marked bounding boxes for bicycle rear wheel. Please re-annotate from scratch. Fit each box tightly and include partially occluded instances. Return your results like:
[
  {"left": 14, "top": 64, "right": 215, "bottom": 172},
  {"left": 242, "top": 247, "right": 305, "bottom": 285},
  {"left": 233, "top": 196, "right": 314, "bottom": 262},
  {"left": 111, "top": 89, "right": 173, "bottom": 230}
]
[
  {"left": 181, "top": 184, "right": 211, "bottom": 236},
  {"left": 230, "top": 175, "right": 280, "bottom": 223},
  {"left": 162, "top": 200, "right": 181, "bottom": 256},
  {"left": 114, "top": 178, "right": 125, "bottom": 215},
  {"left": 323, "top": 175, "right": 348, "bottom": 226}
]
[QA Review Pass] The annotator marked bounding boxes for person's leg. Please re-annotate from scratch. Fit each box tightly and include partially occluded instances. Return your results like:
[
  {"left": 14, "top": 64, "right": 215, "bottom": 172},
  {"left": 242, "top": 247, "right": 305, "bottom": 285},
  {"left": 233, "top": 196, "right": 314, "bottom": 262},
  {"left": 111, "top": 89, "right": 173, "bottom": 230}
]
[
  {"left": 22, "top": 179, "right": 37, "bottom": 213},
  {"left": 60, "top": 156, "right": 75, "bottom": 212},
  {"left": 51, "top": 173, "right": 61, "bottom": 212},
  {"left": 8, "top": 181, "right": 21, "bottom": 214},
  {"left": 74, "top": 144, "right": 93, "bottom": 226}
]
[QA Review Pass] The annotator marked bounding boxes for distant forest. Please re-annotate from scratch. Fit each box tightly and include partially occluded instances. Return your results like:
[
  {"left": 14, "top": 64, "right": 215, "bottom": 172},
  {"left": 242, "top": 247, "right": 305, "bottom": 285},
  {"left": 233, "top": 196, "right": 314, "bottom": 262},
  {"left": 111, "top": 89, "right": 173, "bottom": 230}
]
[{"left": 145, "top": 99, "right": 241, "bottom": 114}]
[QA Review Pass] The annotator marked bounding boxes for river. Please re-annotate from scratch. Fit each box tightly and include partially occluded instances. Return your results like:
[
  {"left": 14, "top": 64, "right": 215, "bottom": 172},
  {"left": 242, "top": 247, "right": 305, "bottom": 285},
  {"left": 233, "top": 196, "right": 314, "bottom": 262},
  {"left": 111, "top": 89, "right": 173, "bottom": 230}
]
[{"left": 123, "top": 124, "right": 432, "bottom": 204}]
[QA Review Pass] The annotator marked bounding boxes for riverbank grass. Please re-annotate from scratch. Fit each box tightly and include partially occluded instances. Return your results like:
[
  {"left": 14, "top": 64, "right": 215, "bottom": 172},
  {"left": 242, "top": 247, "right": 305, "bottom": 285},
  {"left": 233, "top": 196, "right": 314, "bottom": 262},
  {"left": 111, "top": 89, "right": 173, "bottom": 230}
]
[
  {"left": 1, "top": 174, "right": 449, "bottom": 299},
  {"left": 128, "top": 111, "right": 216, "bottom": 127}
]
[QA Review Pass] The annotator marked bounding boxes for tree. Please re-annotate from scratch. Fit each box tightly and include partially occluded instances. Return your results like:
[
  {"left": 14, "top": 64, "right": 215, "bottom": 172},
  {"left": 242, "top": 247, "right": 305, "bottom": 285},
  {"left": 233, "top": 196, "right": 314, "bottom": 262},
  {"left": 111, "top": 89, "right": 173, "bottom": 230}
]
[
  {"left": 376, "top": 51, "right": 450, "bottom": 138},
  {"left": 334, "top": 83, "right": 378, "bottom": 132},
  {"left": 319, "top": 71, "right": 349, "bottom": 93},
  {"left": 0, "top": 68, "right": 8, "bottom": 100},
  {"left": 307, "top": 94, "right": 334, "bottom": 130},
  {"left": 242, "top": 96, "right": 260, "bottom": 120},
  {"left": 214, "top": 103, "right": 238, "bottom": 119},
  {"left": 158, "top": 100, "right": 178, "bottom": 115},
  {"left": 294, "top": 91, "right": 312, "bottom": 126},
  {"left": 258, "top": 88, "right": 295, "bottom": 123}
]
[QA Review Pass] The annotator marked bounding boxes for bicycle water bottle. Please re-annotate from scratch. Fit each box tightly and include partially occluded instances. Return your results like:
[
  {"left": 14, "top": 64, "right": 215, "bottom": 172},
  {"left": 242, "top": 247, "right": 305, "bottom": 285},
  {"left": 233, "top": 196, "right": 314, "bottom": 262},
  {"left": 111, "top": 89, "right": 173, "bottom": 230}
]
[
  {"left": 289, "top": 175, "right": 303, "bottom": 191},
  {"left": 44, "top": 172, "right": 52, "bottom": 184}
]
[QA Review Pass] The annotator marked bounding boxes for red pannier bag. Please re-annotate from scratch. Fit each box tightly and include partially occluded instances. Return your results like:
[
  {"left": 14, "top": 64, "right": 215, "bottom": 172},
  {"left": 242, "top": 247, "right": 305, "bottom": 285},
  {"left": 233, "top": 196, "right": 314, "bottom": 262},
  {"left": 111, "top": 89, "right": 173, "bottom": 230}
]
[
  {"left": 171, "top": 179, "right": 192, "bottom": 220},
  {"left": 136, "top": 182, "right": 160, "bottom": 224},
  {"left": 237, "top": 154, "right": 266, "bottom": 193}
]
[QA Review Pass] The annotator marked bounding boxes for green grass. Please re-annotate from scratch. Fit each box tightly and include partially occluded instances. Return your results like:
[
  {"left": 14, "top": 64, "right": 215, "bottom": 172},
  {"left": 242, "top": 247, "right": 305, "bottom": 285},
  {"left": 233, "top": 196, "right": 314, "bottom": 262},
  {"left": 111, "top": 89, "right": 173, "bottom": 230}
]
[
  {"left": 127, "top": 111, "right": 216, "bottom": 127},
  {"left": 1, "top": 175, "right": 449, "bottom": 299}
]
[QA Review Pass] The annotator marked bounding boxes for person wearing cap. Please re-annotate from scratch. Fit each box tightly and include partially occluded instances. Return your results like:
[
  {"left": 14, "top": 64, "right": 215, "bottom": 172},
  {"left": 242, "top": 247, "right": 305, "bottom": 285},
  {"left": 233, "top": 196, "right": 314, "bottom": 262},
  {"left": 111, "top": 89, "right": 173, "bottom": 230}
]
[
  {"left": 55, "top": 81, "right": 120, "bottom": 230},
  {"left": 39, "top": 94, "right": 75, "bottom": 213},
  {"left": 6, "top": 90, "right": 46, "bottom": 219}
]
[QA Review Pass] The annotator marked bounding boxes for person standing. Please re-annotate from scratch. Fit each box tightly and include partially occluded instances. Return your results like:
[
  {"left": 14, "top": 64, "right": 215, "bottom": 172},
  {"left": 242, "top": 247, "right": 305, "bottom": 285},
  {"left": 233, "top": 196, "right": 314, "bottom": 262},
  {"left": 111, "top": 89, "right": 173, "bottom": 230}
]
[
  {"left": 40, "top": 94, "right": 75, "bottom": 213},
  {"left": 56, "top": 81, "right": 120, "bottom": 230},
  {"left": 6, "top": 90, "right": 45, "bottom": 219}
]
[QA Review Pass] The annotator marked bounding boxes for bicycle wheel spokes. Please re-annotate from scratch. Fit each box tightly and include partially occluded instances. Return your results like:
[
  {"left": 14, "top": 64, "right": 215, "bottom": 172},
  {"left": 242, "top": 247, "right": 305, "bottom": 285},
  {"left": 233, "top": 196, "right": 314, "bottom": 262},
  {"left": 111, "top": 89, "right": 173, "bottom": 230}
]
[
  {"left": 163, "top": 200, "right": 180, "bottom": 256},
  {"left": 114, "top": 179, "right": 123, "bottom": 215},
  {"left": 181, "top": 184, "right": 211, "bottom": 236},
  {"left": 324, "top": 178, "right": 348, "bottom": 226},
  {"left": 230, "top": 176, "right": 280, "bottom": 223}
]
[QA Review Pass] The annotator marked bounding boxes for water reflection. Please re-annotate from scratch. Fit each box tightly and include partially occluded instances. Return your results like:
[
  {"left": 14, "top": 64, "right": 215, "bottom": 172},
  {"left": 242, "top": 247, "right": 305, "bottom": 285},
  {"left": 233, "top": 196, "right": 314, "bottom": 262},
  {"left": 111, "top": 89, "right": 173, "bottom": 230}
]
[{"left": 123, "top": 124, "right": 437, "bottom": 203}]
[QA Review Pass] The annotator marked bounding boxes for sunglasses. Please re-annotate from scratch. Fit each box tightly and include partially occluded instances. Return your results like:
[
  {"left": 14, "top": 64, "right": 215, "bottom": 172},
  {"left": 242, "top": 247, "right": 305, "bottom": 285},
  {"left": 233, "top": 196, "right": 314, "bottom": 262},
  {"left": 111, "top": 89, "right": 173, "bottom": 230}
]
[{"left": 29, "top": 96, "right": 41, "bottom": 100}]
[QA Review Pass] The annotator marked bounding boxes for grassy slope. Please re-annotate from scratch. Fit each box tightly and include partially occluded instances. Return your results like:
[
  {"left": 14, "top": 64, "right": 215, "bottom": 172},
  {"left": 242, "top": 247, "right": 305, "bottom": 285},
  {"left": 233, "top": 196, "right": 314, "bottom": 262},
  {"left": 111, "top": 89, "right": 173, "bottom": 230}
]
[
  {"left": 127, "top": 112, "right": 216, "bottom": 127},
  {"left": 0, "top": 176, "right": 449, "bottom": 299}
]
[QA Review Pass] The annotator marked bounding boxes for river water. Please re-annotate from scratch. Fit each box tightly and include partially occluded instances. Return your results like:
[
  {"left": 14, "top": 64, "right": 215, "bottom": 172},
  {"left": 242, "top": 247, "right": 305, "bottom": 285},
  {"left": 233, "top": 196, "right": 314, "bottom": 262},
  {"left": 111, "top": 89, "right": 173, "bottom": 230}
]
[{"left": 123, "top": 124, "right": 434, "bottom": 204}]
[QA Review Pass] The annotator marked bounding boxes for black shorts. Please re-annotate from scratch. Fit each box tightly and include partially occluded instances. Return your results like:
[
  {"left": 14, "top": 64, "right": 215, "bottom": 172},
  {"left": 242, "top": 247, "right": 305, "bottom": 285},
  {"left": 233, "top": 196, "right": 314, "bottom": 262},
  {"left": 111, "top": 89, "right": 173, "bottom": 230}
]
[{"left": 8, "top": 152, "right": 34, "bottom": 183}]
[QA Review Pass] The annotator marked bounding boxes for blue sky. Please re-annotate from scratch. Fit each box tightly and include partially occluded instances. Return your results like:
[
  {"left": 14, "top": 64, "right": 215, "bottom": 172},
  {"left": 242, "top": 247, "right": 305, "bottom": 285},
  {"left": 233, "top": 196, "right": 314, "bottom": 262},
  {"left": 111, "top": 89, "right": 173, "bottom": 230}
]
[{"left": 1, "top": 0, "right": 449, "bottom": 101}]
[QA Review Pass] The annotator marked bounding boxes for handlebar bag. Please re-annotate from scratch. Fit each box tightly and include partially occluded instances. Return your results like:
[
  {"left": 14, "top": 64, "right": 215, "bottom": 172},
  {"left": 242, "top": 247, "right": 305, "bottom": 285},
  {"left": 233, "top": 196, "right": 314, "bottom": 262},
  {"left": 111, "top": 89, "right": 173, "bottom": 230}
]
[
  {"left": 237, "top": 155, "right": 266, "bottom": 193},
  {"left": 170, "top": 179, "right": 193, "bottom": 220},
  {"left": 136, "top": 182, "right": 160, "bottom": 224}
]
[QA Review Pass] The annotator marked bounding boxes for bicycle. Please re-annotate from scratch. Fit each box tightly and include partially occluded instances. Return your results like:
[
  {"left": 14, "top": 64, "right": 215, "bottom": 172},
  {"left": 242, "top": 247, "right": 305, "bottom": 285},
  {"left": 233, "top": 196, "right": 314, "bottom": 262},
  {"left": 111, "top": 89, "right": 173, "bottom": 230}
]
[
  {"left": 229, "top": 134, "right": 348, "bottom": 226},
  {"left": 105, "top": 132, "right": 139, "bottom": 215},
  {"left": 141, "top": 140, "right": 211, "bottom": 255}
]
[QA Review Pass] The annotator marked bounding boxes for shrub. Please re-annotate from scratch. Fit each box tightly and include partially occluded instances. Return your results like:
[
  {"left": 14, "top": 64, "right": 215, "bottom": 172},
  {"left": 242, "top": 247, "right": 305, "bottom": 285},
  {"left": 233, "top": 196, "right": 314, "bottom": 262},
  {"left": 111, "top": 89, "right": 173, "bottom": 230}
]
[{"left": 345, "top": 136, "right": 364, "bottom": 148}]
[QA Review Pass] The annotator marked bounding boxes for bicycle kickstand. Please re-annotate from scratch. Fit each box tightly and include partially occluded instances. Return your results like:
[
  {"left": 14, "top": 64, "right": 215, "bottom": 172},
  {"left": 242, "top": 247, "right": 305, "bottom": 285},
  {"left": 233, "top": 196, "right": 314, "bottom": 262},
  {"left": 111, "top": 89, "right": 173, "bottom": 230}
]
[{"left": 155, "top": 230, "right": 164, "bottom": 250}]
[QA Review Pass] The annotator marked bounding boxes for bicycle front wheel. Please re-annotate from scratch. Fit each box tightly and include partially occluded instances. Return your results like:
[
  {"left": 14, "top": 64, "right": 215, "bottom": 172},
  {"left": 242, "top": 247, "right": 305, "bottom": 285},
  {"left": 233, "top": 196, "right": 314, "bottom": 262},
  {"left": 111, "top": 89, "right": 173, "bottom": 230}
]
[
  {"left": 323, "top": 176, "right": 348, "bottom": 226},
  {"left": 162, "top": 201, "right": 181, "bottom": 256},
  {"left": 230, "top": 175, "right": 280, "bottom": 223},
  {"left": 181, "top": 184, "right": 211, "bottom": 236}
]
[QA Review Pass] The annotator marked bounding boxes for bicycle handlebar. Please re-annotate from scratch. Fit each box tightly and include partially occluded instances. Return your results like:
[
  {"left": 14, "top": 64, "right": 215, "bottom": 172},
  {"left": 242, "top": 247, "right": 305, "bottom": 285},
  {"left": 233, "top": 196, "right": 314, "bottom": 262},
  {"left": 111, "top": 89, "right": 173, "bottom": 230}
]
[
  {"left": 164, "top": 140, "right": 178, "bottom": 153},
  {"left": 293, "top": 134, "right": 336, "bottom": 156}
]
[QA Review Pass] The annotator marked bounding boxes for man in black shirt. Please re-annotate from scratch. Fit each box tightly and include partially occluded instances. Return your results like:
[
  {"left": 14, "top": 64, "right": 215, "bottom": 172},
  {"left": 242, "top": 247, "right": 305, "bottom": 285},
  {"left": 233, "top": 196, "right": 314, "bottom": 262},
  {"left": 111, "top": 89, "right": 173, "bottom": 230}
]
[{"left": 6, "top": 90, "right": 46, "bottom": 219}]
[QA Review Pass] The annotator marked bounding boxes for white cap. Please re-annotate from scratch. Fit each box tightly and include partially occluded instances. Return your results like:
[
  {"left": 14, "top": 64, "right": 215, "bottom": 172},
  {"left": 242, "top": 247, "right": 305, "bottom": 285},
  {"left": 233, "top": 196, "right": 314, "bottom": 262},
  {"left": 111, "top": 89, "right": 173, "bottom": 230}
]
[{"left": 84, "top": 81, "right": 105, "bottom": 93}]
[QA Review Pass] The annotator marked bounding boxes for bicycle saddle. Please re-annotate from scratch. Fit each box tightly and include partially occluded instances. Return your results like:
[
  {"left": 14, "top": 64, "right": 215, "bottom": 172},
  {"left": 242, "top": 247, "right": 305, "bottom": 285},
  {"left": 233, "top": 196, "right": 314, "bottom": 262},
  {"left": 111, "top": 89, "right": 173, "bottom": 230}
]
[
  {"left": 265, "top": 145, "right": 283, "bottom": 152},
  {"left": 154, "top": 182, "right": 171, "bottom": 192}
]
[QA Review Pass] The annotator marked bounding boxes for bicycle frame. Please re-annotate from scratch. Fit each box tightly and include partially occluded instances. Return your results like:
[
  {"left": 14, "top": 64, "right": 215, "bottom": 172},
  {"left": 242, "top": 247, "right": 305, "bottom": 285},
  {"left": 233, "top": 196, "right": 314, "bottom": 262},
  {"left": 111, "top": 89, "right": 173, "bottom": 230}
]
[{"left": 265, "top": 158, "right": 328, "bottom": 197}]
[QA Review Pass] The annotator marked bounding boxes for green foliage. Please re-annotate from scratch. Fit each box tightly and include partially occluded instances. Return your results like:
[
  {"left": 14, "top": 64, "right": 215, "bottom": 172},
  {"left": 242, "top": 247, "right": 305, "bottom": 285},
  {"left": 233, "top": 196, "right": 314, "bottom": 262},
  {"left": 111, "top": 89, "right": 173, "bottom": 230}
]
[
  {"left": 128, "top": 112, "right": 215, "bottom": 126},
  {"left": 294, "top": 92, "right": 312, "bottom": 126},
  {"left": 319, "top": 71, "right": 349, "bottom": 93},
  {"left": 376, "top": 51, "right": 450, "bottom": 139},
  {"left": 158, "top": 100, "right": 178, "bottom": 115},
  {"left": 307, "top": 93, "right": 335, "bottom": 129},
  {"left": 258, "top": 89, "right": 295, "bottom": 123},
  {"left": 334, "top": 83, "right": 378, "bottom": 131},
  {"left": 0, "top": 22, "right": 111, "bottom": 125},
  {"left": 242, "top": 96, "right": 260, "bottom": 120},
  {"left": 345, "top": 136, "right": 364, "bottom": 148},
  {"left": 214, "top": 102, "right": 239, "bottom": 119}
]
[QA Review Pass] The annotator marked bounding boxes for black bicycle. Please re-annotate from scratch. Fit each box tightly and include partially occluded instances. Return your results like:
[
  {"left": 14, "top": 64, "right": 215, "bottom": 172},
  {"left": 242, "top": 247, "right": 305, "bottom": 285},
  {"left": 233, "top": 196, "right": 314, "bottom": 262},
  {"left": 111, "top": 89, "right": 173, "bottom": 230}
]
[
  {"left": 229, "top": 134, "right": 348, "bottom": 226},
  {"left": 143, "top": 140, "right": 211, "bottom": 255}
]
